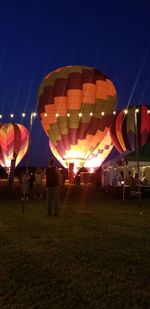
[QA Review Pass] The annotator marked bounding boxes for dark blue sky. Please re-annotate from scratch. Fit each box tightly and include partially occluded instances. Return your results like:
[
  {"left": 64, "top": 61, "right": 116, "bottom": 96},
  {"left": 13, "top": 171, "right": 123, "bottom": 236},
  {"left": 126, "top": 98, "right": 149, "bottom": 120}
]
[{"left": 0, "top": 0, "right": 150, "bottom": 166}]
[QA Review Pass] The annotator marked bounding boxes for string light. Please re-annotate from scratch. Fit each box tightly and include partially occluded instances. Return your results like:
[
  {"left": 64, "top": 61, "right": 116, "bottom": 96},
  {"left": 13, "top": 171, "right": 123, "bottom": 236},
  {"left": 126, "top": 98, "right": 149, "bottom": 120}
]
[{"left": 2, "top": 110, "right": 148, "bottom": 119}]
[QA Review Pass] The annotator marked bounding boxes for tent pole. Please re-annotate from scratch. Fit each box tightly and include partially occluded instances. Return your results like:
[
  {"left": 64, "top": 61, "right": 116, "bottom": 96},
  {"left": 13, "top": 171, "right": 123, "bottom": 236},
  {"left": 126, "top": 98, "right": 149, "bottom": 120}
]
[
  {"left": 123, "top": 161, "right": 126, "bottom": 201},
  {"left": 26, "top": 113, "right": 33, "bottom": 171},
  {"left": 135, "top": 110, "right": 142, "bottom": 215}
]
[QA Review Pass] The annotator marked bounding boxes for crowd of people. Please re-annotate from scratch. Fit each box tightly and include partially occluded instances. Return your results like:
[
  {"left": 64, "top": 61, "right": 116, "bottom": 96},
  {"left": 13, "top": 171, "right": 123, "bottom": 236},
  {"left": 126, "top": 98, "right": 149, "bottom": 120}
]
[
  {"left": 2, "top": 162, "right": 149, "bottom": 215},
  {"left": 125, "top": 171, "right": 148, "bottom": 187},
  {"left": 111, "top": 170, "right": 148, "bottom": 187},
  {"left": 19, "top": 168, "right": 45, "bottom": 201},
  {"left": 19, "top": 159, "right": 64, "bottom": 216}
]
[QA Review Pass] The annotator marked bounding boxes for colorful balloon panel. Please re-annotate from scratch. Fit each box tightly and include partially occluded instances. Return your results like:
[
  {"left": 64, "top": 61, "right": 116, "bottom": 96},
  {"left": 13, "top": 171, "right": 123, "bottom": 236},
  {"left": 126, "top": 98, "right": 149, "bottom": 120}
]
[
  {"left": 0, "top": 123, "right": 29, "bottom": 169},
  {"left": 110, "top": 105, "right": 150, "bottom": 153},
  {"left": 84, "top": 129, "right": 113, "bottom": 169},
  {"left": 49, "top": 140, "right": 68, "bottom": 169},
  {"left": 38, "top": 65, "right": 117, "bottom": 168}
]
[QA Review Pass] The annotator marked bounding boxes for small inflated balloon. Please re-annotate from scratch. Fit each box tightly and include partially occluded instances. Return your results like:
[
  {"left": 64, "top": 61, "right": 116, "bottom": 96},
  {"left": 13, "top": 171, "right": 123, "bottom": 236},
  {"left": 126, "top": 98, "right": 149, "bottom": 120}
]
[
  {"left": 0, "top": 123, "right": 29, "bottom": 171},
  {"left": 110, "top": 105, "right": 150, "bottom": 153},
  {"left": 38, "top": 65, "right": 117, "bottom": 168}
]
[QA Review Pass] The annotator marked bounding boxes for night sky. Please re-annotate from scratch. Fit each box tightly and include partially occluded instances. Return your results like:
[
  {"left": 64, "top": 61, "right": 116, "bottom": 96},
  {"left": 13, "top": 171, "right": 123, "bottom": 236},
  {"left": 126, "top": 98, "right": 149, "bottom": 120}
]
[{"left": 0, "top": 0, "right": 150, "bottom": 166}]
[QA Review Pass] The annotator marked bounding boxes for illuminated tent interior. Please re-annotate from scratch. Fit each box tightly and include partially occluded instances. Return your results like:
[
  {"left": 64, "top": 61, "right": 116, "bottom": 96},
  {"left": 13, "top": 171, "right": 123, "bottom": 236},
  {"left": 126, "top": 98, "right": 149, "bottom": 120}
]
[{"left": 101, "top": 141, "right": 150, "bottom": 187}]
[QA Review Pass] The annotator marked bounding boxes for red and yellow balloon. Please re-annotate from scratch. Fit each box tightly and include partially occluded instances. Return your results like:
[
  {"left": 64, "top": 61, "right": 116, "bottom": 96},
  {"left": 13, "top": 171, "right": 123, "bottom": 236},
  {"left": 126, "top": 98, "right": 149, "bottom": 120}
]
[
  {"left": 0, "top": 123, "right": 29, "bottom": 171},
  {"left": 110, "top": 105, "right": 150, "bottom": 153},
  {"left": 38, "top": 65, "right": 117, "bottom": 169}
]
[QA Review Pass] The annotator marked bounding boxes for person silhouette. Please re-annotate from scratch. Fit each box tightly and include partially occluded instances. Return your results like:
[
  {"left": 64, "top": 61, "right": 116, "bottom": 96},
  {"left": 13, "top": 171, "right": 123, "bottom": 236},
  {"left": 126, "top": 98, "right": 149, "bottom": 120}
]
[{"left": 46, "top": 158, "right": 60, "bottom": 216}]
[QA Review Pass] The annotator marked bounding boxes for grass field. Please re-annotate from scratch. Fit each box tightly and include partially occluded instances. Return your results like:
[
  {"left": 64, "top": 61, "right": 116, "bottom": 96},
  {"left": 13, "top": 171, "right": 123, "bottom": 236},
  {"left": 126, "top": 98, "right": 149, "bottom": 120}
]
[{"left": 0, "top": 185, "right": 150, "bottom": 309}]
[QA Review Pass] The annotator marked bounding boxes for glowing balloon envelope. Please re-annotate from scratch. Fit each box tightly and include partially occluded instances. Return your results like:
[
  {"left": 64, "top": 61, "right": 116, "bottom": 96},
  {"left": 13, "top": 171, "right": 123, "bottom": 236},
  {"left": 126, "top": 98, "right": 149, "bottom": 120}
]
[
  {"left": 38, "top": 65, "right": 117, "bottom": 168},
  {"left": 110, "top": 105, "right": 150, "bottom": 153},
  {"left": 0, "top": 123, "right": 29, "bottom": 171}
]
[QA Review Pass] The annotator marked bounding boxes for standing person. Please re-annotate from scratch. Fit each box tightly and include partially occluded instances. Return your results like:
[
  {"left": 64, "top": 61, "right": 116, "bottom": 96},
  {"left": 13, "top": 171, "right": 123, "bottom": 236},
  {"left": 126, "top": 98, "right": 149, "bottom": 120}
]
[
  {"left": 125, "top": 171, "right": 133, "bottom": 186},
  {"left": 125, "top": 171, "right": 135, "bottom": 196},
  {"left": 46, "top": 158, "right": 60, "bottom": 216},
  {"left": 95, "top": 168, "right": 102, "bottom": 191},
  {"left": 133, "top": 173, "right": 139, "bottom": 186},
  {"left": 141, "top": 172, "right": 148, "bottom": 185},
  {"left": 34, "top": 168, "right": 44, "bottom": 199},
  {"left": 20, "top": 170, "right": 30, "bottom": 201}
]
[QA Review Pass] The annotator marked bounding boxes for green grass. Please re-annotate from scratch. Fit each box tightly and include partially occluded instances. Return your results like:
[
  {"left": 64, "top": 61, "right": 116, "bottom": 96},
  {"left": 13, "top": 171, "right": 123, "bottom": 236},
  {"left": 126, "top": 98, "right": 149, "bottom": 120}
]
[{"left": 0, "top": 185, "right": 150, "bottom": 309}]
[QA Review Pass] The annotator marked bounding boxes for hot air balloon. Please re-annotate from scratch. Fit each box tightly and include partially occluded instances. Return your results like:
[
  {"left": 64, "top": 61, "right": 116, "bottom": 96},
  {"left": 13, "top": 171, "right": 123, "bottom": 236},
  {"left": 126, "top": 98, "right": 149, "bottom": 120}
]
[
  {"left": 110, "top": 105, "right": 150, "bottom": 153},
  {"left": 37, "top": 65, "right": 117, "bottom": 170},
  {"left": 0, "top": 123, "right": 29, "bottom": 173}
]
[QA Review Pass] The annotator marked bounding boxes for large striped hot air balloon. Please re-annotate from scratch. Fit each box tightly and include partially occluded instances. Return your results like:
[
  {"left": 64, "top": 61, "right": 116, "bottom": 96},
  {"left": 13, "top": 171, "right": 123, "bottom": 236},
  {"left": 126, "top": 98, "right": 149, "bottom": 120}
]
[
  {"left": 0, "top": 123, "right": 29, "bottom": 172},
  {"left": 110, "top": 105, "right": 150, "bottom": 153},
  {"left": 37, "top": 65, "right": 117, "bottom": 169}
]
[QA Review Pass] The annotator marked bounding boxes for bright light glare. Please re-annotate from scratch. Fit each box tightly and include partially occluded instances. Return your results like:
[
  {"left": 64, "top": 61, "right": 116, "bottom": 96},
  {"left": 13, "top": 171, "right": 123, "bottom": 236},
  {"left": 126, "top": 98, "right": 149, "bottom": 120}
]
[
  {"left": 89, "top": 167, "right": 94, "bottom": 173},
  {"left": 73, "top": 167, "right": 78, "bottom": 174}
]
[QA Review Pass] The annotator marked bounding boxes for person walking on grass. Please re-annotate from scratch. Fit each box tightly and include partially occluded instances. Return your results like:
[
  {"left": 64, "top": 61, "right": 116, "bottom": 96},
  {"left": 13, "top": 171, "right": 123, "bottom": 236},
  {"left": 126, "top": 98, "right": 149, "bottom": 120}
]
[{"left": 46, "top": 158, "right": 60, "bottom": 216}]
